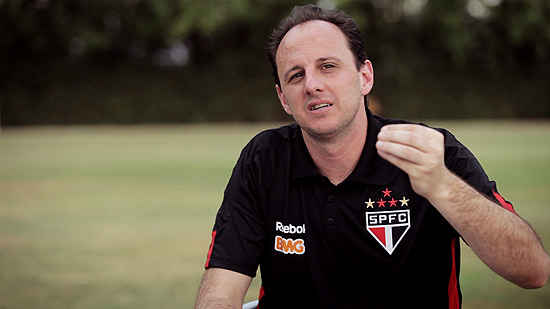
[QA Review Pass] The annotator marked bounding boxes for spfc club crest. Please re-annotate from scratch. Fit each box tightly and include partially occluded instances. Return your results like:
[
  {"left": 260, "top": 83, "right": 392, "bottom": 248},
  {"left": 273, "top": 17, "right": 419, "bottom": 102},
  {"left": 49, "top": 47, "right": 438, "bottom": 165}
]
[{"left": 365, "top": 188, "right": 411, "bottom": 255}]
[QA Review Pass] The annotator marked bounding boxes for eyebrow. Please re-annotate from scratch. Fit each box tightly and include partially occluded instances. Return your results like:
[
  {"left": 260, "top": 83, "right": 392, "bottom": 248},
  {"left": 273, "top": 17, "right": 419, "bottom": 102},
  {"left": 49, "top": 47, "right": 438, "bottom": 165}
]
[
  {"left": 318, "top": 56, "right": 341, "bottom": 63},
  {"left": 282, "top": 57, "right": 343, "bottom": 82}
]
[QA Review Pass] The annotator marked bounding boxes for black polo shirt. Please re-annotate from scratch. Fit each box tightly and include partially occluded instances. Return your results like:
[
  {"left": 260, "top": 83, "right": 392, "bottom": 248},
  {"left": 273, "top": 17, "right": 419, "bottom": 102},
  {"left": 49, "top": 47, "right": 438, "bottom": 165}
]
[{"left": 205, "top": 109, "right": 514, "bottom": 308}]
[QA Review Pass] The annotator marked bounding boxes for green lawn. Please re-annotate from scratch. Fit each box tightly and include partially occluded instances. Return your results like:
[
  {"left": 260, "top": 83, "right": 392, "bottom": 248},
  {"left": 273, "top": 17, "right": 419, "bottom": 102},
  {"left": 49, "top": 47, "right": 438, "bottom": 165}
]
[{"left": 1, "top": 121, "right": 549, "bottom": 308}]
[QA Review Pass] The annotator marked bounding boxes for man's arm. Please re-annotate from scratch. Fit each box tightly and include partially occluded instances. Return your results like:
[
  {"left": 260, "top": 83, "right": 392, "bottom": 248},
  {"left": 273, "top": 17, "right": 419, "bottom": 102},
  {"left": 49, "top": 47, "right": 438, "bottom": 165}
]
[
  {"left": 376, "top": 124, "right": 550, "bottom": 288},
  {"left": 195, "top": 267, "right": 253, "bottom": 308}
]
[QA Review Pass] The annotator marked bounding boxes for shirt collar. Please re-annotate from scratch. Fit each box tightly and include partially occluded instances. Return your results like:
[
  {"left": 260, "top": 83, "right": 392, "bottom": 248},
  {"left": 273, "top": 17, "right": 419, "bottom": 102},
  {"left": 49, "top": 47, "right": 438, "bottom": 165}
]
[{"left": 290, "top": 109, "right": 394, "bottom": 185}]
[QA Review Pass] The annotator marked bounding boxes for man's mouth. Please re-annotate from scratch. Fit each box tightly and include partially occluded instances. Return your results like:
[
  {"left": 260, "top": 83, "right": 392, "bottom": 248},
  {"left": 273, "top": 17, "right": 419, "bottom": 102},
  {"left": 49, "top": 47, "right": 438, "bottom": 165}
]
[{"left": 310, "top": 103, "right": 333, "bottom": 111}]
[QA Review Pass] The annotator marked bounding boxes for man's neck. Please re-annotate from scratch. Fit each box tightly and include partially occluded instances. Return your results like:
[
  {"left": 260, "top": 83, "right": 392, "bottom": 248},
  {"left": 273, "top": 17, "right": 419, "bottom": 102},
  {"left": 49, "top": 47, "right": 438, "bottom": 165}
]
[{"left": 302, "top": 113, "right": 368, "bottom": 186}]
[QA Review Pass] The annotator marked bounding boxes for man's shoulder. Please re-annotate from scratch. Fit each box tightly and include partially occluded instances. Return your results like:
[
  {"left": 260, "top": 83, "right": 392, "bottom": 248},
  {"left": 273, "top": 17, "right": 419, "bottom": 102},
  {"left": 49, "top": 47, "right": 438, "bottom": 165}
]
[
  {"left": 240, "top": 123, "right": 299, "bottom": 160},
  {"left": 247, "top": 123, "right": 299, "bottom": 150}
]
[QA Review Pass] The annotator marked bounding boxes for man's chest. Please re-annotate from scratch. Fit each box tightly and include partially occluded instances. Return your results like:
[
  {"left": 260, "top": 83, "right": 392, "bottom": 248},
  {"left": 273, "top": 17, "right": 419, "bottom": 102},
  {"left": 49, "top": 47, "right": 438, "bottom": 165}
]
[{"left": 262, "top": 175, "right": 439, "bottom": 259}]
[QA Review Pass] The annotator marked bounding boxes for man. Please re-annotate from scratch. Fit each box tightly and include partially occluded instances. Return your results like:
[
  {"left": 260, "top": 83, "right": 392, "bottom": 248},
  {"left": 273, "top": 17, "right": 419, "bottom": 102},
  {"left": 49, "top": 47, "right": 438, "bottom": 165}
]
[{"left": 195, "top": 5, "right": 549, "bottom": 308}]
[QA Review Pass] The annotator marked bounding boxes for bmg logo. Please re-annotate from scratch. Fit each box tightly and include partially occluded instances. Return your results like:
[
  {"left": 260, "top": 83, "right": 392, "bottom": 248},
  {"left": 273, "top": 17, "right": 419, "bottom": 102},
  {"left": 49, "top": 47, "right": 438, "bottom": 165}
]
[{"left": 274, "top": 236, "right": 305, "bottom": 254}]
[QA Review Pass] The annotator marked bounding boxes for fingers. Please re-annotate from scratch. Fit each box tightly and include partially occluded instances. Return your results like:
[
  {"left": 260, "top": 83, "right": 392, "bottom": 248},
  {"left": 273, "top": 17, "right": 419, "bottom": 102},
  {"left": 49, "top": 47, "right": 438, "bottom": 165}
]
[
  {"left": 376, "top": 124, "right": 446, "bottom": 198},
  {"left": 378, "top": 124, "right": 443, "bottom": 154},
  {"left": 376, "top": 138, "right": 423, "bottom": 165},
  {"left": 377, "top": 124, "right": 441, "bottom": 152},
  {"left": 377, "top": 148, "right": 417, "bottom": 172},
  {"left": 376, "top": 124, "right": 443, "bottom": 156},
  {"left": 375, "top": 124, "right": 445, "bottom": 172}
]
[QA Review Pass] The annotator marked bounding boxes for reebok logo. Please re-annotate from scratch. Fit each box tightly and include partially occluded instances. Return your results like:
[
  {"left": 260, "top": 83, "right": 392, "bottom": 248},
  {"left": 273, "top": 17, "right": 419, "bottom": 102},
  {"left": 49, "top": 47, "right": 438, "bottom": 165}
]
[
  {"left": 274, "top": 221, "right": 306, "bottom": 254},
  {"left": 275, "top": 221, "right": 306, "bottom": 234},
  {"left": 274, "top": 236, "right": 305, "bottom": 254}
]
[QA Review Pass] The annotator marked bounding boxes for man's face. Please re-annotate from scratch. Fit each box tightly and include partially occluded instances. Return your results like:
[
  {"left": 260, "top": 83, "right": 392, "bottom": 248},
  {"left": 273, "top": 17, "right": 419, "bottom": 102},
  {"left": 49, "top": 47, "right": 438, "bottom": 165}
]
[{"left": 275, "top": 20, "right": 374, "bottom": 139}]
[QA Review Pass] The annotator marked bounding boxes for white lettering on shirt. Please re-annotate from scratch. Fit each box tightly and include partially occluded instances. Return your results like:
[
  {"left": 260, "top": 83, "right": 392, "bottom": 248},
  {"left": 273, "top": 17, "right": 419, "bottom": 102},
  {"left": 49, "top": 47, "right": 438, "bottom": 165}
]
[{"left": 275, "top": 221, "right": 306, "bottom": 234}]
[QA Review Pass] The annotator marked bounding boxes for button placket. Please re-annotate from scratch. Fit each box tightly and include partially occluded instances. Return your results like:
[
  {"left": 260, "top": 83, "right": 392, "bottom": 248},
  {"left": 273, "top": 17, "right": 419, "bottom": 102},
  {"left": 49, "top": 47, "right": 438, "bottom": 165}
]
[{"left": 324, "top": 192, "right": 337, "bottom": 237}]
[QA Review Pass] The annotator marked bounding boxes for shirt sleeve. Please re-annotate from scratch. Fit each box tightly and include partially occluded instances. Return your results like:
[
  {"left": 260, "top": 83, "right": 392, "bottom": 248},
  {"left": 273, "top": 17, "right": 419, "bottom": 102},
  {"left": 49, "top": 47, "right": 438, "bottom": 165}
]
[
  {"left": 441, "top": 129, "right": 516, "bottom": 214},
  {"left": 204, "top": 141, "right": 266, "bottom": 278}
]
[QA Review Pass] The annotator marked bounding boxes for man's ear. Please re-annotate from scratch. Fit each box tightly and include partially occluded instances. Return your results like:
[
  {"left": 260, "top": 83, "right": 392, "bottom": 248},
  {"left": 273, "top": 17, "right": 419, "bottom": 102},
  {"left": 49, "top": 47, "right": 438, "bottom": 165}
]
[
  {"left": 360, "top": 60, "right": 374, "bottom": 96},
  {"left": 276, "top": 84, "right": 292, "bottom": 115}
]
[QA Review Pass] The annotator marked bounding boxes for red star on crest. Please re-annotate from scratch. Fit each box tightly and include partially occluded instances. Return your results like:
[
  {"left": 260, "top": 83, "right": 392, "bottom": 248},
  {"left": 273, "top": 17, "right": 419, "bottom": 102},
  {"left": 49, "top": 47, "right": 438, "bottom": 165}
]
[
  {"left": 377, "top": 198, "right": 386, "bottom": 208},
  {"left": 389, "top": 198, "right": 398, "bottom": 207},
  {"left": 382, "top": 188, "right": 392, "bottom": 197}
]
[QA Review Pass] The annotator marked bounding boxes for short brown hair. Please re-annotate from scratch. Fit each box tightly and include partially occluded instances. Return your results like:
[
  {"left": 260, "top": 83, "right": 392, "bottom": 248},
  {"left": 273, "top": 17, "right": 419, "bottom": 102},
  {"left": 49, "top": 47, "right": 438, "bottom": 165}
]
[{"left": 267, "top": 4, "right": 368, "bottom": 87}]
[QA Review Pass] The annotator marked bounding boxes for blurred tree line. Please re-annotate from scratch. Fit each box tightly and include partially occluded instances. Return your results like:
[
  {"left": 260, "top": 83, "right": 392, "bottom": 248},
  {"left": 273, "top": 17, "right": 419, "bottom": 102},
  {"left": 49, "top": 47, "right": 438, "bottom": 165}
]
[{"left": 1, "top": 0, "right": 549, "bottom": 125}]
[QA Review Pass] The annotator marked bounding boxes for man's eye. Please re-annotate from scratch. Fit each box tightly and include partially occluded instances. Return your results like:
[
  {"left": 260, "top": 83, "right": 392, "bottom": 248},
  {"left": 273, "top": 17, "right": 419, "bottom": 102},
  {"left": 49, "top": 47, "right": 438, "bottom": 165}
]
[
  {"left": 322, "top": 64, "right": 336, "bottom": 70},
  {"left": 289, "top": 72, "right": 304, "bottom": 82}
]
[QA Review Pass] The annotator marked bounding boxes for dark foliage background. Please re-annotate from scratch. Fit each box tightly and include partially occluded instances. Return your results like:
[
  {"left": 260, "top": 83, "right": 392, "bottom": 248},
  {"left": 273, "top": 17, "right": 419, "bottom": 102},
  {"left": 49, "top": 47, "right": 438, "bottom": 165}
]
[{"left": 2, "top": 0, "right": 549, "bottom": 125}]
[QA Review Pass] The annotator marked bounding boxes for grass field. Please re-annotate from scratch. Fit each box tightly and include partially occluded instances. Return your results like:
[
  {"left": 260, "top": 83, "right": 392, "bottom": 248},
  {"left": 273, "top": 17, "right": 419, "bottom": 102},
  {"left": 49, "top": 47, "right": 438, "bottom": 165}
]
[{"left": 1, "top": 121, "right": 549, "bottom": 308}]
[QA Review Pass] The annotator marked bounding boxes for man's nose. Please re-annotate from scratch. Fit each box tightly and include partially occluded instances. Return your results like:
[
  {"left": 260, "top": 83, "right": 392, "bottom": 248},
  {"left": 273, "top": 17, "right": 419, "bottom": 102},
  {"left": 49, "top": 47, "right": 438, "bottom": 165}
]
[{"left": 304, "top": 71, "right": 324, "bottom": 95}]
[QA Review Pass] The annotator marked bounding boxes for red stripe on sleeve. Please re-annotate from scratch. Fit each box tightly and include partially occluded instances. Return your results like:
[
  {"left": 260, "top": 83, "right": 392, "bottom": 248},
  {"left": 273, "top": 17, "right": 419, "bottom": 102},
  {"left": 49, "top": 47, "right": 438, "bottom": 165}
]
[
  {"left": 448, "top": 237, "right": 460, "bottom": 309},
  {"left": 492, "top": 190, "right": 517, "bottom": 214},
  {"left": 204, "top": 230, "right": 217, "bottom": 268},
  {"left": 257, "top": 285, "right": 265, "bottom": 308}
]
